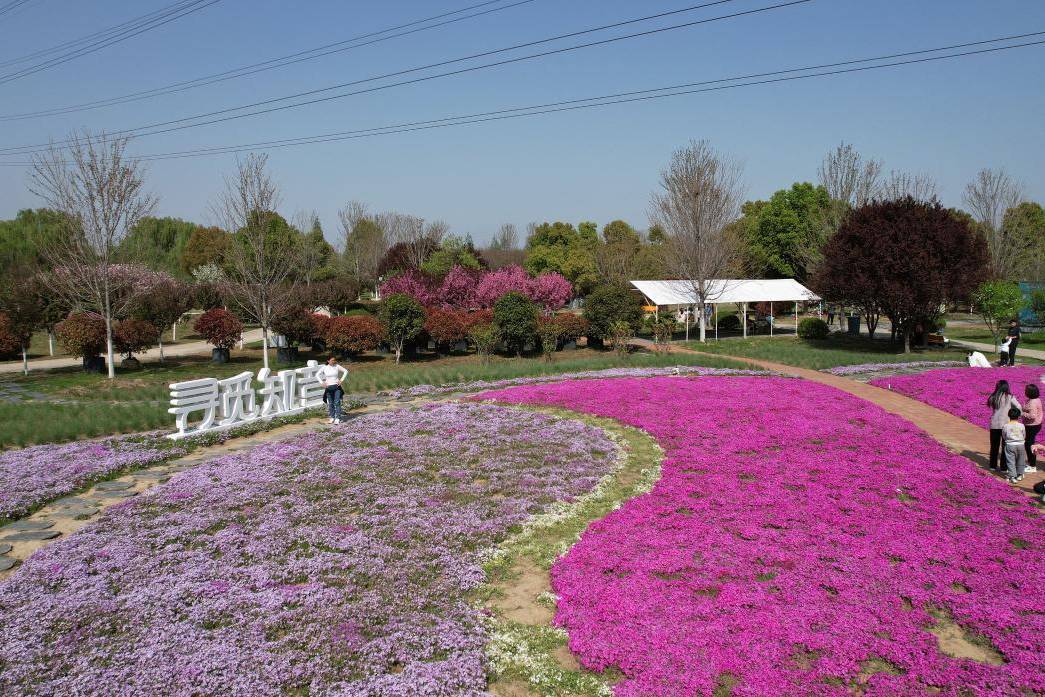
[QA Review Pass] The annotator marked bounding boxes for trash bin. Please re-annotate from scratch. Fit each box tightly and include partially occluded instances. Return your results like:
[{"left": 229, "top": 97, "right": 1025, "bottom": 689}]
[{"left": 847, "top": 314, "right": 861, "bottom": 335}]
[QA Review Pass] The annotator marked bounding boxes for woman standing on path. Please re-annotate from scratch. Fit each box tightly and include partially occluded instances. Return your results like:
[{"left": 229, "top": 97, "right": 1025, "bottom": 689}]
[
  {"left": 987, "top": 380, "right": 1021, "bottom": 471},
  {"left": 1023, "top": 383, "right": 1042, "bottom": 472},
  {"left": 317, "top": 356, "right": 349, "bottom": 424}
]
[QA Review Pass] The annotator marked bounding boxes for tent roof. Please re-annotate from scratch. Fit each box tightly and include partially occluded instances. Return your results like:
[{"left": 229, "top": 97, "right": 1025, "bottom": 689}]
[{"left": 631, "top": 279, "right": 820, "bottom": 306}]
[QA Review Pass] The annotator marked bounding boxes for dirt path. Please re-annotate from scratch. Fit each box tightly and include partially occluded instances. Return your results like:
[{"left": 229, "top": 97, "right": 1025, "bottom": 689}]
[
  {"left": 639, "top": 339, "right": 1044, "bottom": 498},
  {"left": 0, "top": 329, "right": 266, "bottom": 374}
]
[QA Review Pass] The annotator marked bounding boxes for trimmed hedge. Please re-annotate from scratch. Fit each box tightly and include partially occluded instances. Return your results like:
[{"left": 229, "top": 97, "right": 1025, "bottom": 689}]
[{"left": 798, "top": 317, "right": 829, "bottom": 340}]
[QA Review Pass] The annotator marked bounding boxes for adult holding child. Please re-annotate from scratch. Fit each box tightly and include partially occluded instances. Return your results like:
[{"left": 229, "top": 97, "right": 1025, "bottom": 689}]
[
  {"left": 1005, "top": 318, "right": 1021, "bottom": 366},
  {"left": 987, "top": 380, "right": 1021, "bottom": 472}
]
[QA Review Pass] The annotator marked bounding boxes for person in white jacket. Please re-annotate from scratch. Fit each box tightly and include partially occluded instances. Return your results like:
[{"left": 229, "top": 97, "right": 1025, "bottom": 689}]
[
  {"left": 967, "top": 351, "right": 991, "bottom": 368},
  {"left": 316, "top": 356, "right": 349, "bottom": 424}
]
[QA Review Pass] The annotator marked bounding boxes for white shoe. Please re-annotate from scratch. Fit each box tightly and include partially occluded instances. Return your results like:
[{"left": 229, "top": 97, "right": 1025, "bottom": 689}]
[
  {"left": 328, "top": 418, "right": 335, "bottom": 424},
  {"left": 1025, "top": 466, "right": 1037, "bottom": 473},
  {"left": 334, "top": 418, "right": 341, "bottom": 425}
]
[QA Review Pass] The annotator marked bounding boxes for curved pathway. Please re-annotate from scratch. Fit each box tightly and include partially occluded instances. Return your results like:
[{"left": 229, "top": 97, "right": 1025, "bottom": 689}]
[{"left": 640, "top": 339, "right": 1044, "bottom": 498}]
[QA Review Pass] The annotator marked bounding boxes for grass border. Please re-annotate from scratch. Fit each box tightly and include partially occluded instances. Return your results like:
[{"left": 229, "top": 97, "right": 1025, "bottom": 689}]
[{"left": 473, "top": 405, "right": 664, "bottom": 695}]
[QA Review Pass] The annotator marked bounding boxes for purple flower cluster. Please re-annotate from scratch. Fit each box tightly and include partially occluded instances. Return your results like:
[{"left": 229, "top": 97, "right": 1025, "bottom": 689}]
[
  {"left": 479, "top": 377, "right": 1045, "bottom": 696},
  {"left": 870, "top": 365, "right": 1045, "bottom": 427},
  {"left": 0, "top": 434, "right": 185, "bottom": 520},
  {"left": 823, "top": 360, "right": 964, "bottom": 376},
  {"left": 0, "top": 403, "right": 616, "bottom": 695},
  {"left": 383, "top": 365, "right": 769, "bottom": 399}
]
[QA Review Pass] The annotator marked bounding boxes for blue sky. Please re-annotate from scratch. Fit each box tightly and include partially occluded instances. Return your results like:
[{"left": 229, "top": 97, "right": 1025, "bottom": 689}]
[{"left": 0, "top": 0, "right": 1043, "bottom": 244}]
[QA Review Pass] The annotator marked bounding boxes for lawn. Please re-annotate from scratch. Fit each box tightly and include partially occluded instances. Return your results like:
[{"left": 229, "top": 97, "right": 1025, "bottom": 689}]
[
  {"left": 0, "top": 347, "right": 755, "bottom": 448},
  {"left": 684, "top": 333, "right": 975, "bottom": 370},
  {"left": 944, "top": 324, "right": 1045, "bottom": 349},
  {"left": 481, "top": 376, "right": 1045, "bottom": 695},
  {"left": 0, "top": 318, "right": 206, "bottom": 364}
]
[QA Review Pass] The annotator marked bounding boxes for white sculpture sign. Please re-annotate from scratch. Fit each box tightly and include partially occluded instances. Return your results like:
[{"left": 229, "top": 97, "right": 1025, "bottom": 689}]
[{"left": 168, "top": 360, "right": 325, "bottom": 439}]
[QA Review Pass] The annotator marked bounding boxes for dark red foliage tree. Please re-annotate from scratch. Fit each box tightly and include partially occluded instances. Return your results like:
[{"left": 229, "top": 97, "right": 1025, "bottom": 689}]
[
  {"left": 813, "top": 197, "right": 988, "bottom": 351},
  {"left": 56, "top": 312, "right": 107, "bottom": 359},
  {"left": 424, "top": 307, "right": 470, "bottom": 349},
  {"left": 113, "top": 319, "right": 160, "bottom": 359},
  {"left": 309, "top": 276, "right": 361, "bottom": 313},
  {"left": 324, "top": 315, "right": 385, "bottom": 356},
  {"left": 193, "top": 308, "right": 243, "bottom": 350},
  {"left": 377, "top": 240, "right": 438, "bottom": 277},
  {"left": 271, "top": 303, "right": 318, "bottom": 348}
]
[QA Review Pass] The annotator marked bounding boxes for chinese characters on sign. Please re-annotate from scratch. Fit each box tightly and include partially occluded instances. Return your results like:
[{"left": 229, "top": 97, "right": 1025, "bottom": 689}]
[{"left": 168, "top": 360, "right": 325, "bottom": 439}]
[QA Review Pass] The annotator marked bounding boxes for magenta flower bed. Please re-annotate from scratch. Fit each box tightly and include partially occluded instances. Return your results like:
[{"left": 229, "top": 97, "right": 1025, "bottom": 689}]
[
  {"left": 870, "top": 365, "right": 1045, "bottom": 427},
  {"left": 478, "top": 377, "right": 1045, "bottom": 696},
  {"left": 0, "top": 434, "right": 186, "bottom": 520},
  {"left": 0, "top": 403, "right": 616, "bottom": 695}
]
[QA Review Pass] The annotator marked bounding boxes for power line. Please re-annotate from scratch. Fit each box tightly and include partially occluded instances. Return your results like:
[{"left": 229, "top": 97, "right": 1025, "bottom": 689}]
[
  {"left": 0, "top": 0, "right": 220, "bottom": 85},
  {"left": 0, "top": 0, "right": 33, "bottom": 20},
  {"left": 0, "top": 0, "right": 809, "bottom": 155},
  {"left": 0, "top": 0, "right": 208, "bottom": 68},
  {"left": 2, "top": 32, "right": 1039, "bottom": 167},
  {"left": 0, "top": 0, "right": 537, "bottom": 122}
]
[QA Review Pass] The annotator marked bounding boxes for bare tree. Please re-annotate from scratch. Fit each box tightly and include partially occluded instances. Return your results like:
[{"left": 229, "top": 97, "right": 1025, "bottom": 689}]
[
  {"left": 377, "top": 211, "right": 447, "bottom": 268},
  {"left": 339, "top": 201, "right": 387, "bottom": 290},
  {"left": 213, "top": 153, "right": 296, "bottom": 370},
  {"left": 818, "top": 142, "right": 882, "bottom": 208},
  {"left": 651, "top": 140, "right": 745, "bottom": 342},
  {"left": 880, "top": 170, "right": 939, "bottom": 203},
  {"left": 28, "top": 131, "right": 156, "bottom": 379},
  {"left": 490, "top": 223, "right": 519, "bottom": 250},
  {"left": 963, "top": 168, "right": 1026, "bottom": 278}
]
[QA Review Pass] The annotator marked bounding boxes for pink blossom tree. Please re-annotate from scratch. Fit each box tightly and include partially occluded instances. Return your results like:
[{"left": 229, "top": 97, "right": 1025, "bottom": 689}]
[
  {"left": 529, "top": 272, "right": 573, "bottom": 311},
  {"left": 379, "top": 270, "right": 434, "bottom": 306},
  {"left": 474, "top": 265, "right": 531, "bottom": 308},
  {"left": 435, "top": 266, "right": 480, "bottom": 309}
]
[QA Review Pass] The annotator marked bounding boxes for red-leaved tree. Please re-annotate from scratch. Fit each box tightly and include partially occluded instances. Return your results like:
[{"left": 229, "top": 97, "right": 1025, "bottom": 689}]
[
  {"left": 813, "top": 197, "right": 988, "bottom": 351},
  {"left": 194, "top": 309, "right": 243, "bottom": 351},
  {"left": 325, "top": 315, "right": 385, "bottom": 356}
]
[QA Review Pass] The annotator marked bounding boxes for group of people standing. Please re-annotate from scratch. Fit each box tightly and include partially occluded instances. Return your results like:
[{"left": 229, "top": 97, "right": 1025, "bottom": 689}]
[{"left": 987, "top": 378, "right": 1042, "bottom": 483}]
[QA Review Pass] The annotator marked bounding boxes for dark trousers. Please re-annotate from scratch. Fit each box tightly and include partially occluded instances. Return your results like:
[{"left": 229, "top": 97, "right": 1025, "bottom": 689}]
[
  {"left": 989, "top": 428, "right": 1009, "bottom": 470},
  {"left": 1007, "top": 339, "right": 1018, "bottom": 365},
  {"left": 1025, "top": 424, "right": 1041, "bottom": 467}
]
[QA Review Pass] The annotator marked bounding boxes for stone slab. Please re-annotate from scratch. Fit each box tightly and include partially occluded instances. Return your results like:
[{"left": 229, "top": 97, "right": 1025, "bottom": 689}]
[
  {"left": 0, "top": 542, "right": 11, "bottom": 554},
  {"left": 3, "top": 530, "right": 61, "bottom": 541},
  {"left": 0, "top": 557, "right": 16, "bottom": 571},
  {"left": 94, "top": 481, "right": 134, "bottom": 491},
  {"left": 5, "top": 519, "right": 55, "bottom": 531}
]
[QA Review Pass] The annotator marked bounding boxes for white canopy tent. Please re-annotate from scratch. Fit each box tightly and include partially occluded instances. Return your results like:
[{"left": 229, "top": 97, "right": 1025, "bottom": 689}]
[{"left": 631, "top": 279, "right": 821, "bottom": 340}]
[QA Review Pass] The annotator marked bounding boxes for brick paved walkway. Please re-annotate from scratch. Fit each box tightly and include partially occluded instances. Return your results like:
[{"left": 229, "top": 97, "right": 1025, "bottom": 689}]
[{"left": 642, "top": 340, "right": 1044, "bottom": 499}]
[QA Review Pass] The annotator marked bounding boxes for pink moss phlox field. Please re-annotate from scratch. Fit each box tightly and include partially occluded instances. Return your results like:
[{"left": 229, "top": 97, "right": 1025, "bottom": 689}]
[
  {"left": 870, "top": 365, "right": 1045, "bottom": 427},
  {"left": 0, "top": 403, "right": 616, "bottom": 695},
  {"left": 0, "top": 433, "right": 186, "bottom": 520},
  {"left": 477, "top": 377, "right": 1045, "bottom": 696}
]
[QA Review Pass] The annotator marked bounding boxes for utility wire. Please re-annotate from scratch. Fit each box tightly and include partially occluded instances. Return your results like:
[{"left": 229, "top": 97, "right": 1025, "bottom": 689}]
[
  {"left": 0, "top": 0, "right": 808, "bottom": 154},
  {"left": 0, "top": 0, "right": 538, "bottom": 121},
  {"left": 0, "top": 0, "right": 33, "bottom": 20},
  {"left": 0, "top": 0, "right": 220, "bottom": 85},
  {"left": 0, "top": 0, "right": 208, "bottom": 68},
  {"left": 1, "top": 32, "right": 1039, "bottom": 166}
]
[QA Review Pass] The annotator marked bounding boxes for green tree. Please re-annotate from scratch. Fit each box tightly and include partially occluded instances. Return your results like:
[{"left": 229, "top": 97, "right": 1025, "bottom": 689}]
[
  {"left": 493, "top": 291, "right": 538, "bottom": 356},
  {"left": 1002, "top": 202, "right": 1045, "bottom": 281},
  {"left": 343, "top": 216, "right": 387, "bottom": 289},
  {"left": 119, "top": 216, "right": 197, "bottom": 277},
  {"left": 524, "top": 221, "right": 598, "bottom": 294},
  {"left": 181, "top": 226, "right": 230, "bottom": 273},
  {"left": 420, "top": 234, "right": 483, "bottom": 278},
  {"left": 379, "top": 293, "right": 426, "bottom": 363},
  {"left": 299, "top": 217, "right": 336, "bottom": 286},
  {"left": 743, "top": 183, "right": 832, "bottom": 282},
  {"left": 583, "top": 283, "right": 642, "bottom": 346},
  {"left": 0, "top": 208, "right": 65, "bottom": 279},
  {"left": 972, "top": 280, "right": 1025, "bottom": 347}
]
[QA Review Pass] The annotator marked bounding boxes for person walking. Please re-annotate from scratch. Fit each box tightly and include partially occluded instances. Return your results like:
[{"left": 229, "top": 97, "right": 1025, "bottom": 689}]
[
  {"left": 1006, "top": 318, "right": 1021, "bottom": 366},
  {"left": 987, "top": 380, "right": 1021, "bottom": 471},
  {"left": 1003, "top": 407, "right": 1028, "bottom": 483},
  {"left": 317, "top": 355, "right": 349, "bottom": 424},
  {"left": 1023, "top": 383, "right": 1042, "bottom": 473},
  {"left": 998, "top": 336, "right": 1012, "bottom": 367}
]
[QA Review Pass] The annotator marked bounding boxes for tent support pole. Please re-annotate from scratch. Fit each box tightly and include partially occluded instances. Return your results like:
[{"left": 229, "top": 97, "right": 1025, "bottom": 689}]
[
  {"left": 742, "top": 302, "right": 748, "bottom": 339},
  {"left": 714, "top": 304, "right": 718, "bottom": 341},
  {"left": 770, "top": 302, "right": 774, "bottom": 336}
]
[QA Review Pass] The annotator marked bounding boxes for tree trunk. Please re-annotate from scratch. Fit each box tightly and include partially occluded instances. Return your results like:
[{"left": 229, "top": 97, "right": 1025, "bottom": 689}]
[
  {"left": 394, "top": 343, "right": 402, "bottom": 364},
  {"left": 172, "top": 321, "right": 177, "bottom": 341},
  {"left": 158, "top": 336, "right": 165, "bottom": 362},
  {"left": 698, "top": 303, "right": 706, "bottom": 342},
  {"left": 21, "top": 345, "right": 28, "bottom": 375},
  {"left": 262, "top": 330, "right": 270, "bottom": 370},
  {"left": 48, "top": 331, "right": 54, "bottom": 356},
  {"left": 903, "top": 327, "right": 912, "bottom": 354},
  {"left": 105, "top": 315, "right": 115, "bottom": 380}
]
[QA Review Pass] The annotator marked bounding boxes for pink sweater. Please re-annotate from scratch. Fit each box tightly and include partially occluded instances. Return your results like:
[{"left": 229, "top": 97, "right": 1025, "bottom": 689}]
[{"left": 1023, "top": 397, "right": 1043, "bottom": 426}]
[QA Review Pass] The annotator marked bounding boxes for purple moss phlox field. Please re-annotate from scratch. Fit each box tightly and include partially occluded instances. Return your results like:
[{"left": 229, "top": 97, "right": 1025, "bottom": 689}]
[
  {"left": 0, "top": 403, "right": 616, "bottom": 695},
  {"left": 0, "top": 434, "right": 185, "bottom": 520},
  {"left": 383, "top": 365, "right": 768, "bottom": 399},
  {"left": 870, "top": 366, "right": 1045, "bottom": 427},
  {"left": 478, "top": 377, "right": 1045, "bottom": 696},
  {"left": 823, "top": 360, "right": 964, "bottom": 376}
]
